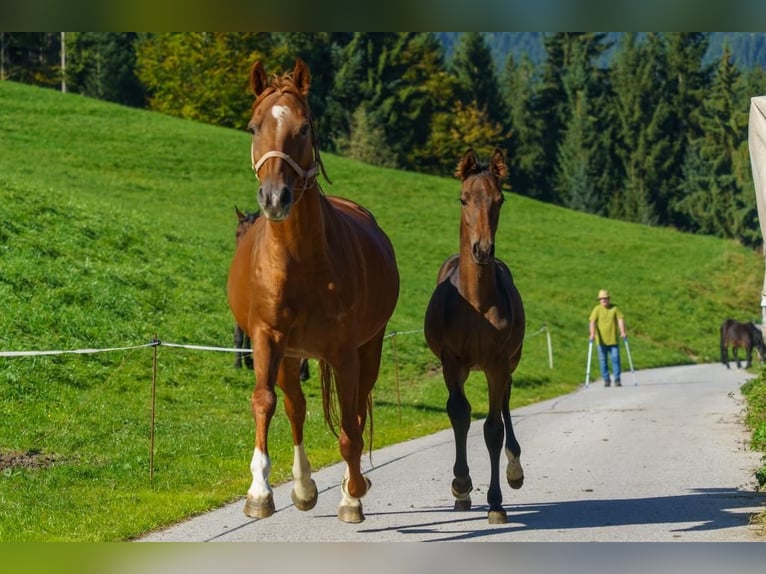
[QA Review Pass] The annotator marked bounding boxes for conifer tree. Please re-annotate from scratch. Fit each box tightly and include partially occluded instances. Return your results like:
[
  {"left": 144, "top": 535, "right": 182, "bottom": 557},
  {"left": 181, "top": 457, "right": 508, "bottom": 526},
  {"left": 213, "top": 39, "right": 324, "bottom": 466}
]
[{"left": 450, "top": 32, "right": 508, "bottom": 136}]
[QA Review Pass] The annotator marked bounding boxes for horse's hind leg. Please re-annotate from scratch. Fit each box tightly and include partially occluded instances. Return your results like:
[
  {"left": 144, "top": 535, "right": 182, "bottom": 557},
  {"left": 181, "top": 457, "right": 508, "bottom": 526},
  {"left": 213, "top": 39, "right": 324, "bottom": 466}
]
[
  {"left": 279, "top": 358, "right": 318, "bottom": 511},
  {"left": 442, "top": 353, "right": 473, "bottom": 511}
]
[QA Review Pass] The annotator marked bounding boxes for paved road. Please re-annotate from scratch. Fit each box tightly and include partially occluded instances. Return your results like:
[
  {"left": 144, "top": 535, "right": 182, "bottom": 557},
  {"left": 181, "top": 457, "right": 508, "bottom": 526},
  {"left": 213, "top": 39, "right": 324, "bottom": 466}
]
[{"left": 139, "top": 363, "right": 765, "bottom": 542}]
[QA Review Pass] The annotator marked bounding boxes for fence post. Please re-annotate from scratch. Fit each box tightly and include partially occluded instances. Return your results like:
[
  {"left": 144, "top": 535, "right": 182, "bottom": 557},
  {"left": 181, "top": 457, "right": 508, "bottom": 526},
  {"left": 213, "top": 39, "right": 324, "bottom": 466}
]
[
  {"left": 390, "top": 332, "right": 402, "bottom": 422},
  {"left": 545, "top": 324, "right": 553, "bottom": 369},
  {"left": 150, "top": 335, "right": 158, "bottom": 483}
]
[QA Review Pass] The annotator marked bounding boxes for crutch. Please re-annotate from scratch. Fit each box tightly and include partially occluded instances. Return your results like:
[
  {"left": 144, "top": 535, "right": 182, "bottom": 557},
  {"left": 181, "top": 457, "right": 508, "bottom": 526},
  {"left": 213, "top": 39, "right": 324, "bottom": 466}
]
[
  {"left": 585, "top": 338, "right": 594, "bottom": 388},
  {"left": 623, "top": 337, "right": 637, "bottom": 385}
]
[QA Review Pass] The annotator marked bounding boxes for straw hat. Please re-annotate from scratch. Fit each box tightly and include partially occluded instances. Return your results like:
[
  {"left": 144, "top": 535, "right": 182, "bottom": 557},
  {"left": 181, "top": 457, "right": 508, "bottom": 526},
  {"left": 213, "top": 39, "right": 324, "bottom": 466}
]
[{"left": 597, "top": 289, "right": 610, "bottom": 300}]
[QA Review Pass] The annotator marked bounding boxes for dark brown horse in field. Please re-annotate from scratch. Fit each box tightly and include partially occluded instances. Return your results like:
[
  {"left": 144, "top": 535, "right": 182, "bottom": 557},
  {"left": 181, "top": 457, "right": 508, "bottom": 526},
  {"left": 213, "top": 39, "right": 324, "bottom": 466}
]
[
  {"left": 424, "top": 148, "right": 526, "bottom": 524},
  {"left": 720, "top": 318, "right": 765, "bottom": 369},
  {"left": 232, "top": 207, "right": 309, "bottom": 382},
  {"left": 227, "top": 59, "right": 400, "bottom": 523}
]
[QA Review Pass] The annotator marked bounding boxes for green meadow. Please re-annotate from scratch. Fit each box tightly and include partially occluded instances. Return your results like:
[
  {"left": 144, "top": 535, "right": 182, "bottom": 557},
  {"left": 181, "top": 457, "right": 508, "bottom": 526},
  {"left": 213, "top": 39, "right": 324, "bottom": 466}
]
[{"left": 0, "top": 80, "right": 763, "bottom": 541}]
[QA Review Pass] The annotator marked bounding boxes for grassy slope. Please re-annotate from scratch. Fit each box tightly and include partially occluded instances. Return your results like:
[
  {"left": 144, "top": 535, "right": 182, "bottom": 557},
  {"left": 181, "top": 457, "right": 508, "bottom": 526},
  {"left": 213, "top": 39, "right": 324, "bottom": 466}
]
[{"left": 0, "top": 81, "right": 763, "bottom": 540}]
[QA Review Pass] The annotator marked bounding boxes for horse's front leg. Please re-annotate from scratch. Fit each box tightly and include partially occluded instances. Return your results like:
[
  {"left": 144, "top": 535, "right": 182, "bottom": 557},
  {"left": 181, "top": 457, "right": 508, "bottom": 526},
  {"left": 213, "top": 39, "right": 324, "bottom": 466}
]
[
  {"left": 279, "top": 357, "right": 318, "bottom": 511},
  {"left": 331, "top": 350, "right": 373, "bottom": 523},
  {"left": 483, "top": 366, "right": 512, "bottom": 524},
  {"left": 734, "top": 346, "right": 742, "bottom": 368},
  {"left": 502, "top": 374, "right": 524, "bottom": 490},
  {"left": 243, "top": 331, "right": 282, "bottom": 519},
  {"left": 442, "top": 352, "right": 472, "bottom": 511}
]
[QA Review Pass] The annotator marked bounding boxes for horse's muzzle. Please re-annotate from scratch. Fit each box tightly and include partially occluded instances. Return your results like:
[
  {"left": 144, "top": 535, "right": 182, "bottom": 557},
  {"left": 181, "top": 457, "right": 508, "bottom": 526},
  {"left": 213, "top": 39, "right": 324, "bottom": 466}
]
[
  {"left": 471, "top": 241, "right": 495, "bottom": 265},
  {"left": 258, "top": 185, "right": 293, "bottom": 221}
]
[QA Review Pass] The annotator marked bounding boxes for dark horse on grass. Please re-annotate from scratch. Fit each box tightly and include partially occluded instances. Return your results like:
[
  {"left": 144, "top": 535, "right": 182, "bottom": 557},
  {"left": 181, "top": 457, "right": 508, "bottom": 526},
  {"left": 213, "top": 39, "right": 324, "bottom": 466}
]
[
  {"left": 227, "top": 59, "right": 399, "bottom": 523},
  {"left": 232, "top": 207, "right": 309, "bottom": 382},
  {"left": 423, "top": 148, "right": 526, "bottom": 524},
  {"left": 720, "top": 318, "right": 765, "bottom": 369}
]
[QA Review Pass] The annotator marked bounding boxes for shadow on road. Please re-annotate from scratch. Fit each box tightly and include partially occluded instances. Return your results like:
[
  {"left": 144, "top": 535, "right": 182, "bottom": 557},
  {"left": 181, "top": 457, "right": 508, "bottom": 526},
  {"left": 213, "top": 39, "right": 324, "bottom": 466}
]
[{"left": 353, "top": 487, "right": 764, "bottom": 542}]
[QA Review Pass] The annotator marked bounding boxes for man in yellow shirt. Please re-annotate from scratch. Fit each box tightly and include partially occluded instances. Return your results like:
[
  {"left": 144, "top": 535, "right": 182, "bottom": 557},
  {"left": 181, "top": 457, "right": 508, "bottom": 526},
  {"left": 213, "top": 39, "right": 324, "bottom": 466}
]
[{"left": 589, "top": 289, "right": 627, "bottom": 387}]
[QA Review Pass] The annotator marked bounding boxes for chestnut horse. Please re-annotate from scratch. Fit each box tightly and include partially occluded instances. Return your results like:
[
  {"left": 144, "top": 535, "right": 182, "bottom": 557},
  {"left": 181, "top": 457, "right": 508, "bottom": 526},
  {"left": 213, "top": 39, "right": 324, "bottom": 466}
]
[
  {"left": 227, "top": 59, "right": 399, "bottom": 523},
  {"left": 232, "top": 207, "right": 309, "bottom": 382},
  {"left": 424, "top": 148, "right": 525, "bottom": 524}
]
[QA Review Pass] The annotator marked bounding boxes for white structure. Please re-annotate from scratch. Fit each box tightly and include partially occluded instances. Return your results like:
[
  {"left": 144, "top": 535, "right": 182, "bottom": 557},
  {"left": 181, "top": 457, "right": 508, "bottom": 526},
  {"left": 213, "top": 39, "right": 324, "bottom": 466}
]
[{"left": 748, "top": 96, "right": 766, "bottom": 326}]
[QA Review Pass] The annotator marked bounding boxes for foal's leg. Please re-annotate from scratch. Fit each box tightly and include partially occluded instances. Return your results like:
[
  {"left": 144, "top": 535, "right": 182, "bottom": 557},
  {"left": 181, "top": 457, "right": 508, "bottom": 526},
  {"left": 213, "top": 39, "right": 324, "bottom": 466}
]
[
  {"left": 484, "top": 365, "right": 513, "bottom": 524},
  {"left": 442, "top": 352, "right": 472, "bottom": 510},
  {"left": 279, "top": 358, "right": 318, "bottom": 511},
  {"left": 734, "top": 345, "right": 742, "bottom": 368},
  {"left": 243, "top": 332, "right": 280, "bottom": 519},
  {"left": 502, "top": 375, "right": 524, "bottom": 490}
]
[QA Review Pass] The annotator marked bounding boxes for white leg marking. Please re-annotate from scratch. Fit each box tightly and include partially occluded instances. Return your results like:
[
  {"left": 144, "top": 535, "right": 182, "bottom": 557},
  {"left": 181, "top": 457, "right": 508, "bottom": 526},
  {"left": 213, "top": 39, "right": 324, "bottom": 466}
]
[
  {"left": 292, "top": 444, "right": 314, "bottom": 499},
  {"left": 248, "top": 448, "right": 272, "bottom": 500},
  {"left": 340, "top": 467, "right": 361, "bottom": 509},
  {"left": 505, "top": 447, "right": 524, "bottom": 481}
]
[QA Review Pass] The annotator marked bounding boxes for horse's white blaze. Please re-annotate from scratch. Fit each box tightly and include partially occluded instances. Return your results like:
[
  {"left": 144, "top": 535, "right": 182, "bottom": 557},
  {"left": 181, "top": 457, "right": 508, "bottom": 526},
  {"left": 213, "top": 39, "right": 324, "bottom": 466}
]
[
  {"left": 505, "top": 447, "right": 523, "bottom": 481},
  {"left": 248, "top": 448, "right": 272, "bottom": 499},
  {"left": 271, "top": 104, "right": 291, "bottom": 137},
  {"left": 292, "top": 443, "right": 313, "bottom": 498}
]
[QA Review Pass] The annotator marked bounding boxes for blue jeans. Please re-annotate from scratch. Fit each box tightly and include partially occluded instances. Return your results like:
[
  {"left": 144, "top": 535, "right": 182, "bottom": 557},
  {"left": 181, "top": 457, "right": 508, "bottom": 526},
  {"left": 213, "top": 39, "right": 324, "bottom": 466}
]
[{"left": 597, "top": 344, "right": 621, "bottom": 384}]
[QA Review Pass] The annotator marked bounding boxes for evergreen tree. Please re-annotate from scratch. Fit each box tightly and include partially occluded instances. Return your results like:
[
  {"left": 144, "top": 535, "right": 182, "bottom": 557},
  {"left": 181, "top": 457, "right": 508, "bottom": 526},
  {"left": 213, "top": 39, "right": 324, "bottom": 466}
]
[
  {"left": 609, "top": 32, "right": 663, "bottom": 224},
  {"left": 662, "top": 32, "right": 713, "bottom": 227},
  {"left": 0, "top": 32, "right": 60, "bottom": 87},
  {"left": 270, "top": 33, "right": 352, "bottom": 148},
  {"left": 676, "top": 44, "right": 752, "bottom": 241},
  {"left": 554, "top": 34, "right": 609, "bottom": 210},
  {"left": 556, "top": 90, "right": 599, "bottom": 213},
  {"left": 66, "top": 33, "right": 145, "bottom": 107},
  {"left": 450, "top": 32, "right": 508, "bottom": 136},
  {"left": 501, "top": 53, "right": 544, "bottom": 197},
  {"left": 327, "top": 32, "right": 450, "bottom": 170},
  {"left": 534, "top": 33, "right": 609, "bottom": 203}
]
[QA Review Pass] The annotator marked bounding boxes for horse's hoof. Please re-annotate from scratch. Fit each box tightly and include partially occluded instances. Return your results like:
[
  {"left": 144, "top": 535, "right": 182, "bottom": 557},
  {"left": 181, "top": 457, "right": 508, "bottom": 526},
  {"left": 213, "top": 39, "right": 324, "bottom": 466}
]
[
  {"left": 243, "top": 495, "right": 275, "bottom": 519},
  {"left": 291, "top": 480, "right": 318, "bottom": 511},
  {"left": 509, "top": 476, "right": 524, "bottom": 489},
  {"left": 451, "top": 477, "right": 473, "bottom": 499},
  {"left": 453, "top": 497, "right": 472, "bottom": 511},
  {"left": 338, "top": 504, "right": 365, "bottom": 523},
  {"left": 488, "top": 509, "right": 507, "bottom": 524}
]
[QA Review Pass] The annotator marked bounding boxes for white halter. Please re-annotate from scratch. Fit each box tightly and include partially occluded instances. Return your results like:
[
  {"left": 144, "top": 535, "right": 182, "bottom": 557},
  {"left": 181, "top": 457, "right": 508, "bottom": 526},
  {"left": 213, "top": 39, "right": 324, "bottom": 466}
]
[{"left": 252, "top": 150, "right": 318, "bottom": 181}]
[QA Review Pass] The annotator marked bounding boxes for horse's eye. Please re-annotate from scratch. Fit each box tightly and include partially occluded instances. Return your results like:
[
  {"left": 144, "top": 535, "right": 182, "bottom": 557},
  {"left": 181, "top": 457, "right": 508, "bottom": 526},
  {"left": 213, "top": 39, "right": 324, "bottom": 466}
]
[
  {"left": 299, "top": 123, "right": 310, "bottom": 137},
  {"left": 247, "top": 121, "right": 258, "bottom": 135}
]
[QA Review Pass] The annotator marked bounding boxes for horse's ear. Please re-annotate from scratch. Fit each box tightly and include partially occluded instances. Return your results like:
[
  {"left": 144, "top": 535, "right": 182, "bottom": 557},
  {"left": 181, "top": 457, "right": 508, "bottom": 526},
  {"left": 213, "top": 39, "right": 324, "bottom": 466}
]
[
  {"left": 455, "top": 148, "right": 478, "bottom": 180},
  {"left": 490, "top": 147, "right": 509, "bottom": 181},
  {"left": 235, "top": 206, "right": 246, "bottom": 222},
  {"left": 250, "top": 61, "right": 268, "bottom": 97},
  {"left": 293, "top": 59, "right": 311, "bottom": 95}
]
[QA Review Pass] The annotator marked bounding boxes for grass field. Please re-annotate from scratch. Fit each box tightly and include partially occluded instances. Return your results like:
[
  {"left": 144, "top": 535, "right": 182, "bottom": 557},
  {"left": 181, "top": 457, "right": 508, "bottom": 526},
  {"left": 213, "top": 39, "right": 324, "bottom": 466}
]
[{"left": 1, "top": 80, "right": 764, "bottom": 541}]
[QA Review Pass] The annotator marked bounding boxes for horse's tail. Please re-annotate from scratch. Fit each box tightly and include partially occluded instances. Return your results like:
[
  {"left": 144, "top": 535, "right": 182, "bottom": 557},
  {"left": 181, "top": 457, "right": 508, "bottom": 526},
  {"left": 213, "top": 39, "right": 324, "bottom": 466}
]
[
  {"left": 318, "top": 360, "right": 374, "bottom": 455},
  {"left": 319, "top": 360, "right": 339, "bottom": 437}
]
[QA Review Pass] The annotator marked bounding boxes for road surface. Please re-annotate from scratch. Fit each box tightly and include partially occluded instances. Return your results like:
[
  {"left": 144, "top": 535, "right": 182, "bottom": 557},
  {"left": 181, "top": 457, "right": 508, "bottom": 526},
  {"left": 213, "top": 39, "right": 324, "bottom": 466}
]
[{"left": 139, "top": 363, "right": 765, "bottom": 542}]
